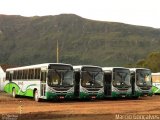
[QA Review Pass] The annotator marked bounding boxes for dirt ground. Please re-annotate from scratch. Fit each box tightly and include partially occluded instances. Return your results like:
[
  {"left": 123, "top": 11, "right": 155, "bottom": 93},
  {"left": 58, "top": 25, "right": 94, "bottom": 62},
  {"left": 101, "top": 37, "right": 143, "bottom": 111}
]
[{"left": 0, "top": 91, "right": 160, "bottom": 120}]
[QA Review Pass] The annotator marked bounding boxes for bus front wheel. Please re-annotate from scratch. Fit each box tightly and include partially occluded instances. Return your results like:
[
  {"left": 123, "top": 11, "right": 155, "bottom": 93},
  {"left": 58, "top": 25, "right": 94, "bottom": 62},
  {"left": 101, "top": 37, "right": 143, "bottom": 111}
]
[{"left": 34, "top": 90, "right": 40, "bottom": 102}]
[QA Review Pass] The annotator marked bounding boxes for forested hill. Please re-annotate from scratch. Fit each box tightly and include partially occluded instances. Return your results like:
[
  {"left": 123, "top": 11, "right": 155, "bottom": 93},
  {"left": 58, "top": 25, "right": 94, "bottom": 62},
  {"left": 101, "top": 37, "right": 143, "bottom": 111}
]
[{"left": 0, "top": 14, "right": 160, "bottom": 67}]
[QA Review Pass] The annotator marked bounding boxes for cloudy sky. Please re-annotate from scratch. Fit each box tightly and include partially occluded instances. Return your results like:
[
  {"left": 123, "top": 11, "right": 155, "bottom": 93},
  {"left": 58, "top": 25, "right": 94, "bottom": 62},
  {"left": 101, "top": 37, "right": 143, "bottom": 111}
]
[{"left": 0, "top": 0, "right": 160, "bottom": 28}]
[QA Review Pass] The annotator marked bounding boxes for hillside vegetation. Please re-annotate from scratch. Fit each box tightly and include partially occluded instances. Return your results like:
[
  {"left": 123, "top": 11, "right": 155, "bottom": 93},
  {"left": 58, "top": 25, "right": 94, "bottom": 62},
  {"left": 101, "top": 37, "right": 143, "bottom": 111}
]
[
  {"left": 0, "top": 14, "right": 160, "bottom": 68},
  {"left": 133, "top": 52, "right": 160, "bottom": 72}
]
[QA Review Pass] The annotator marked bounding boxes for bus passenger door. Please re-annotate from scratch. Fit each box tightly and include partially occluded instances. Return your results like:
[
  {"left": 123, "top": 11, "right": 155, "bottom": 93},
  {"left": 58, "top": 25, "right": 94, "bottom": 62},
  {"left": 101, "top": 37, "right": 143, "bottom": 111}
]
[
  {"left": 40, "top": 71, "right": 46, "bottom": 97},
  {"left": 9, "top": 72, "right": 13, "bottom": 93},
  {"left": 104, "top": 73, "right": 112, "bottom": 97},
  {"left": 74, "top": 71, "right": 80, "bottom": 97},
  {"left": 131, "top": 73, "right": 135, "bottom": 95}
]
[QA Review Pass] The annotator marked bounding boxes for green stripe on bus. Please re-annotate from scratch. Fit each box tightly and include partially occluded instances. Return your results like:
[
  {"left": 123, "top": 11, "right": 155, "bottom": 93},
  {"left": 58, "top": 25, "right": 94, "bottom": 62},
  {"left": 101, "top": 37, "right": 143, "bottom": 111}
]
[
  {"left": 152, "top": 86, "right": 160, "bottom": 93},
  {"left": 4, "top": 82, "right": 36, "bottom": 97}
]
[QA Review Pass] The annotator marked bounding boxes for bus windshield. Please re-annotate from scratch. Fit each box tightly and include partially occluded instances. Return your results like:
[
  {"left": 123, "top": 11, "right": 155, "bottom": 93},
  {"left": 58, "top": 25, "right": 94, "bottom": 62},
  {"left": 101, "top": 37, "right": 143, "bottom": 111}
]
[
  {"left": 136, "top": 69, "right": 152, "bottom": 87},
  {"left": 113, "top": 68, "right": 131, "bottom": 88},
  {"left": 81, "top": 69, "right": 103, "bottom": 88},
  {"left": 48, "top": 69, "right": 74, "bottom": 87}
]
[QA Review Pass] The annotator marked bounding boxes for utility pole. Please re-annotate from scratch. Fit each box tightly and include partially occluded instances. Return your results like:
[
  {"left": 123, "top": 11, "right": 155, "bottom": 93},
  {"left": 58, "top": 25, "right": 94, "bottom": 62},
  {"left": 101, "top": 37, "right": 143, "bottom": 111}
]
[{"left": 56, "top": 40, "right": 59, "bottom": 63}]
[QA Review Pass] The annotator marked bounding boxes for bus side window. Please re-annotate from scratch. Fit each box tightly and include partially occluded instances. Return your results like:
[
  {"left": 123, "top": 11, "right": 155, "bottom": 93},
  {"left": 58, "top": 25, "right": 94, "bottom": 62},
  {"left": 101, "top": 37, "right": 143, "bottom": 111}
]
[
  {"left": 6, "top": 72, "right": 10, "bottom": 80},
  {"left": 23, "top": 70, "right": 28, "bottom": 79},
  {"left": 17, "top": 70, "right": 22, "bottom": 80},
  {"left": 35, "top": 68, "right": 40, "bottom": 79},
  {"left": 28, "top": 69, "right": 34, "bottom": 79},
  {"left": 31, "top": 69, "right": 34, "bottom": 79},
  {"left": 41, "top": 72, "right": 46, "bottom": 83},
  {"left": 9, "top": 73, "right": 13, "bottom": 82}
]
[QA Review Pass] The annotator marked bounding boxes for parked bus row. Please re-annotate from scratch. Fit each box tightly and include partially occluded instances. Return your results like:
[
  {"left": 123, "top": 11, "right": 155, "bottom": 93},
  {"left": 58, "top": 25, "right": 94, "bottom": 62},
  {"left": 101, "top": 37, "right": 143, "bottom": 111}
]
[{"left": 0, "top": 63, "right": 153, "bottom": 102}]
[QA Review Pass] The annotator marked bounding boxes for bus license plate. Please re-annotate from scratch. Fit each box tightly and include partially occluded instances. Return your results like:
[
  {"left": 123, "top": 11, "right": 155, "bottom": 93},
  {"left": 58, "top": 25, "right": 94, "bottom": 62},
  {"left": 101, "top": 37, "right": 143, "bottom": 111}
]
[
  {"left": 91, "top": 96, "right": 96, "bottom": 99},
  {"left": 59, "top": 96, "right": 64, "bottom": 99}
]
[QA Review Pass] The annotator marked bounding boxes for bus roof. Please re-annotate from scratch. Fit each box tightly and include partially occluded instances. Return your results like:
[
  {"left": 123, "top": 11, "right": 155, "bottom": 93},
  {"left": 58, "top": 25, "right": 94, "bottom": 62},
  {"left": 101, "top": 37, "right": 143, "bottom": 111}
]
[
  {"left": 129, "top": 68, "right": 151, "bottom": 72},
  {"left": 73, "top": 65, "right": 102, "bottom": 71},
  {"left": 102, "top": 67, "right": 128, "bottom": 71},
  {"left": 6, "top": 63, "right": 72, "bottom": 71},
  {"left": 152, "top": 73, "right": 160, "bottom": 75}
]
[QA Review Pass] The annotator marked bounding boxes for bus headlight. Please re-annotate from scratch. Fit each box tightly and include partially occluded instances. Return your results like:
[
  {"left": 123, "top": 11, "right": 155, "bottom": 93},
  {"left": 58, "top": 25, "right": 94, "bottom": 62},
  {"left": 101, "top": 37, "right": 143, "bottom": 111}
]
[
  {"left": 98, "top": 88, "right": 104, "bottom": 94},
  {"left": 81, "top": 87, "right": 88, "bottom": 93},
  {"left": 112, "top": 86, "right": 118, "bottom": 92},
  {"left": 127, "top": 87, "right": 132, "bottom": 93},
  {"left": 48, "top": 87, "right": 56, "bottom": 92},
  {"left": 67, "top": 87, "right": 74, "bottom": 93}
]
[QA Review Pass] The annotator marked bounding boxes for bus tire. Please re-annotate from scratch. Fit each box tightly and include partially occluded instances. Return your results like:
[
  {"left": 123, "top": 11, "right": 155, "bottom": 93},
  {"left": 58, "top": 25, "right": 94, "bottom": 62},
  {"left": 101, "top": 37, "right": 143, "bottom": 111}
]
[
  {"left": 34, "top": 90, "right": 40, "bottom": 102},
  {"left": 12, "top": 88, "right": 17, "bottom": 98},
  {"left": 133, "top": 96, "right": 139, "bottom": 99}
]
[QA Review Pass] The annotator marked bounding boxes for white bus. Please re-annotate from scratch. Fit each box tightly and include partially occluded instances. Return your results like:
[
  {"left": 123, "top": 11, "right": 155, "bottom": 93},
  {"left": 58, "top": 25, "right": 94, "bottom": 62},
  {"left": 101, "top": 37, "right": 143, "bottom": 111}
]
[
  {"left": 73, "top": 65, "right": 104, "bottom": 99},
  {"left": 0, "top": 66, "right": 5, "bottom": 91},
  {"left": 129, "top": 68, "right": 153, "bottom": 97},
  {"left": 102, "top": 67, "right": 132, "bottom": 98},
  {"left": 4, "top": 63, "right": 74, "bottom": 101},
  {"left": 152, "top": 73, "right": 160, "bottom": 94}
]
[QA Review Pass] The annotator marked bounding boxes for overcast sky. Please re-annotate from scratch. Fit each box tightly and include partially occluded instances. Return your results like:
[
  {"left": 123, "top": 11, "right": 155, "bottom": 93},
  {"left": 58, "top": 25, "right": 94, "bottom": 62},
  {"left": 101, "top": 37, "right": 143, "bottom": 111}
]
[{"left": 0, "top": 0, "right": 160, "bottom": 28}]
